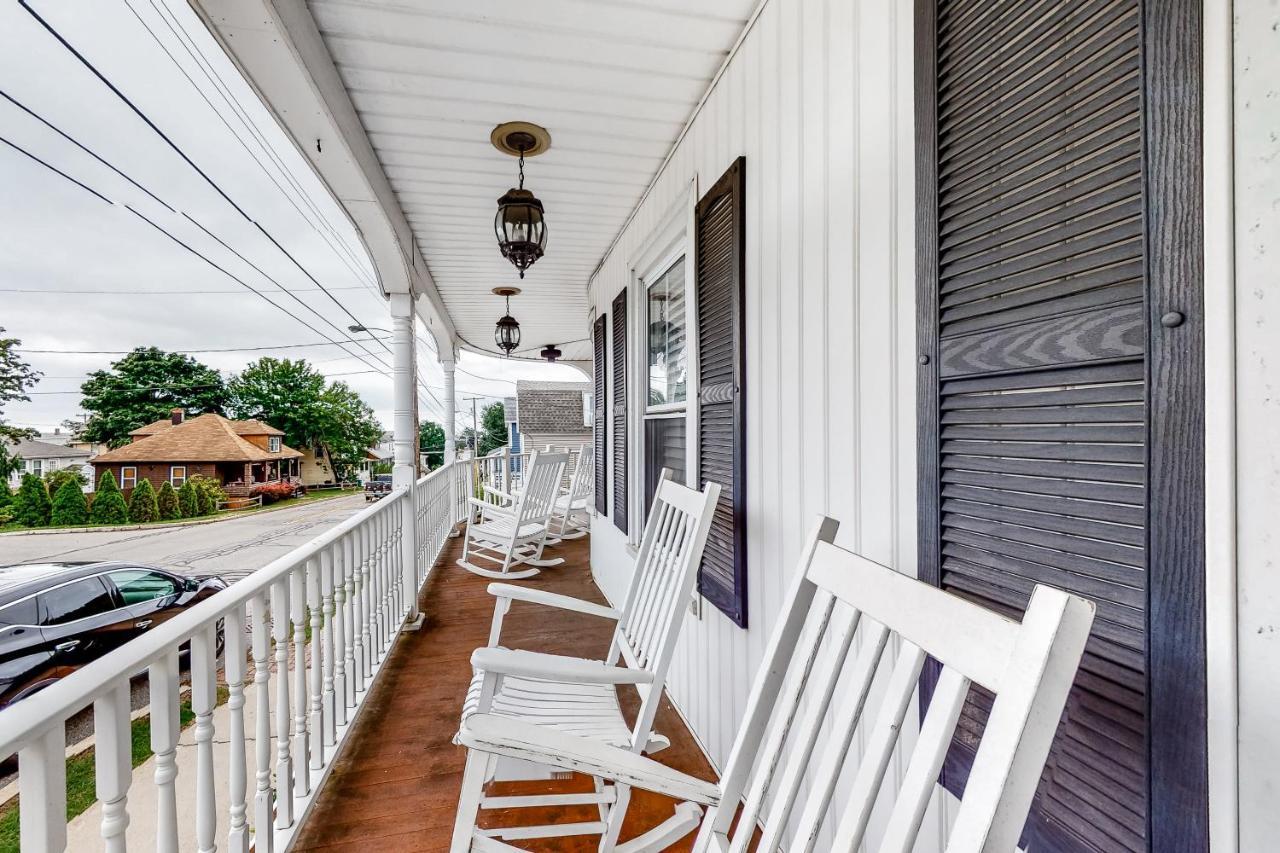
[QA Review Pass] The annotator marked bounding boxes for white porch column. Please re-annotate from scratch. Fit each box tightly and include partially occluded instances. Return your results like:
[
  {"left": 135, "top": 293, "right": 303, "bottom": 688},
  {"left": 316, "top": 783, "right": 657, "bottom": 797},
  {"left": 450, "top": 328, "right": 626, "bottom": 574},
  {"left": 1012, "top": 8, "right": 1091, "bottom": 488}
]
[
  {"left": 442, "top": 357, "right": 457, "bottom": 463},
  {"left": 389, "top": 293, "right": 422, "bottom": 628}
]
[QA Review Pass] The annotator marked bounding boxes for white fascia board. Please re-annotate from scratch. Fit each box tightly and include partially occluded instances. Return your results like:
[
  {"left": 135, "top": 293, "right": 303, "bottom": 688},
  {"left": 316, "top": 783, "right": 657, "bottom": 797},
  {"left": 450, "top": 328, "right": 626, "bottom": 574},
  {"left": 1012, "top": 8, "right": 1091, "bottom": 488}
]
[{"left": 189, "top": 0, "right": 457, "bottom": 354}]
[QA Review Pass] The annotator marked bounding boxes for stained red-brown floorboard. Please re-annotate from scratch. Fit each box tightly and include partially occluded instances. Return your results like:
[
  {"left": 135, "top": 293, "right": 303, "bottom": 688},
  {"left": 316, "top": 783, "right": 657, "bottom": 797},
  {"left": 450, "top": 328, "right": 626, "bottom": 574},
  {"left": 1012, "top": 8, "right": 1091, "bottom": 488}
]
[{"left": 291, "top": 532, "right": 719, "bottom": 852}]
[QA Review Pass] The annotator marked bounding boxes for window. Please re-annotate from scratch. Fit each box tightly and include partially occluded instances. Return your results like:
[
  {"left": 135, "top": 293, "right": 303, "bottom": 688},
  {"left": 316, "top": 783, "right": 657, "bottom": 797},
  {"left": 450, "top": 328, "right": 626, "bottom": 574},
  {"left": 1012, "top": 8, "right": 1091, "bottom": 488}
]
[
  {"left": 38, "top": 577, "right": 116, "bottom": 626},
  {"left": 314, "top": 445, "right": 324, "bottom": 460},
  {"left": 268, "top": 436, "right": 281, "bottom": 453},
  {"left": 646, "top": 256, "right": 687, "bottom": 409},
  {"left": 120, "top": 467, "right": 137, "bottom": 489},
  {"left": 582, "top": 392, "right": 593, "bottom": 428},
  {"left": 0, "top": 597, "right": 38, "bottom": 628},
  {"left": 170, "top": 466, "right": 187, "bottom": 488},
  {"left": 28, "top": 459, "right": 42, "bottom": 479},
  {"left": 107, "top": 569, "right": 178, "bottom": 606}
]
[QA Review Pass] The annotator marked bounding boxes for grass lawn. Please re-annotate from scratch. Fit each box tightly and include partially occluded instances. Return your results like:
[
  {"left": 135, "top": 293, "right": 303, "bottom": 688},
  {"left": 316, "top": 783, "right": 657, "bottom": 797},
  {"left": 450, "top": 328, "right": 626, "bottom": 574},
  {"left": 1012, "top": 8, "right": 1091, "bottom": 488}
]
[
  {"left": 0, "top": 486, "right": 362, "bottom": 534},
  {"left": 0, "top": 686, "right": 229, "bottom": 852}
]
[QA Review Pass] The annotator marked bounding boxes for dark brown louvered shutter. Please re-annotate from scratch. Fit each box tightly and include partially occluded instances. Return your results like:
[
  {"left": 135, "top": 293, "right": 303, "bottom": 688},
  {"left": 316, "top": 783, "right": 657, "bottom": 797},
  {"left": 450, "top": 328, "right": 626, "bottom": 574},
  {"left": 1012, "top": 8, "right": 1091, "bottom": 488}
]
[
  {"left": 611, "top": 290, "right": 628, "bottom": 534},
  {"left": 916, "top": 1, "right": 1206, "bottom": 851},
  {"left": 695, "top": 157, "right": 747, "bottom": 628},
  {"left": 593, "top": 313, "right": 608, "bottom": 515}
]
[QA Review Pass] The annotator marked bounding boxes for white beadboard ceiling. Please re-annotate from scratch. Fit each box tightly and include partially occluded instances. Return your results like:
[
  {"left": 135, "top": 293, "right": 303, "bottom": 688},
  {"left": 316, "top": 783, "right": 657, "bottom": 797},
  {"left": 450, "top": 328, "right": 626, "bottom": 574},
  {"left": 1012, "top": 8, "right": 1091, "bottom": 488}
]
[{"left": 304, "top": 0, "right": 758, "bottom": 362}]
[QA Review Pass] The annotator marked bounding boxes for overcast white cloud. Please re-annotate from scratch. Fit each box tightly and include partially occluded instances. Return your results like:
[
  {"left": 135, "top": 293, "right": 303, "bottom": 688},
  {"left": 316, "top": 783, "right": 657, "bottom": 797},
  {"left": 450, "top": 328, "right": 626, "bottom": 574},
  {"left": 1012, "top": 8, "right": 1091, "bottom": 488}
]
[{"left": 0, "top": 0, "right": 581, "bottom": 437}]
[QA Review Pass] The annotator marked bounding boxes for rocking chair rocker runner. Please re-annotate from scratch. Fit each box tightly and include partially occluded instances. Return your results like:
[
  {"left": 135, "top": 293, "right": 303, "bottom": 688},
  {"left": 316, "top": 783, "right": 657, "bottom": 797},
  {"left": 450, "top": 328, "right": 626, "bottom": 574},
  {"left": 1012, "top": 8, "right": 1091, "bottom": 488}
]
[
  {"left": 457, "top": 450, "right": 569, "bottom": 580},
  {"left": 453, "top": 516, "right": 1095, "bottom": 852},
  {"left": 453, "top": 472, "right": 721, "bottom": 851}
]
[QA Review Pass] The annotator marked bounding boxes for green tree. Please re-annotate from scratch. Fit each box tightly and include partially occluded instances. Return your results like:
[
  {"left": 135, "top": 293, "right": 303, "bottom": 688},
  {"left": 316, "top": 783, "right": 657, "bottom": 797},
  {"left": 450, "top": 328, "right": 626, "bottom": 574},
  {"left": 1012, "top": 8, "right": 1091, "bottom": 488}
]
[
  {"left": 478, "top": 402, "right": 508, "bottom": 456},
  {"left": 227, "top": 359, "right": 383, "bottom": 482},
  {"left": 45, "top": 466, "right": 87, "bottom": 495},
  {"left": 128, "top": 479, "right": 159, "bottom": 523},
  {"left": 157, "top": 481, "right": 180, "bottom": 520},
  {"left": 90, "top": 470, "right": 129, "bottom": 525},
  {"left": 0, "top": 483, "right": 11, "bottom": 511},
  {"left": 419, "top": 420, "right": 445, "bottom": 470},
  {"left": 189, "top": 475, "right": 224, "bottom": 516},
  {"left": 178, "top": 480, "right": 199, "bottom": 518},
  {"left": 12, "top": 473, "right": 51, "bottom": 527},
  {"left": 80, "top": 348, "right": 227, "bottom": 448},
  {"left": 0, "top": 327, "right": 41, "bottom": 481},
  {"left": 50, "top": 478, "right": 89, "bottom": 526}
]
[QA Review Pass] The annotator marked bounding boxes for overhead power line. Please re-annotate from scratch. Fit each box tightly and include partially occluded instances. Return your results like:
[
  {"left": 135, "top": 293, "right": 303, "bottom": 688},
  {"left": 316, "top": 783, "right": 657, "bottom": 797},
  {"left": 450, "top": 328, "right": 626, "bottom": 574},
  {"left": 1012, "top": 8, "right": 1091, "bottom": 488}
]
[
  {"left": 20, "top": 338, "right": 387, "bottom": 355},
  {"left": 16, "top": 0, "right": 393, "bottom": 358},
  {"left": 0, "top": 287, "right": 370, "bottom": 295}
]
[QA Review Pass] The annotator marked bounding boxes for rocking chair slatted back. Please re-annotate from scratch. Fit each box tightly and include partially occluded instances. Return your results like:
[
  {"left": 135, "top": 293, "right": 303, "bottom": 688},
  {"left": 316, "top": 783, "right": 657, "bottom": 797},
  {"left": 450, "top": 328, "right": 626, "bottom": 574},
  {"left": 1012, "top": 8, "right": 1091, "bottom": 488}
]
[
  {"left": 698, "top": 518, "right": 1094, "bottom": 853},
  {"left": 515, "top": 451, "right": 568, "bottom": 527},
  {"left": 566, "top": 443, "right": 594, "bottom": 507},
  {"left": 609, "top": 473, "right": 721, "bottom": 749}
]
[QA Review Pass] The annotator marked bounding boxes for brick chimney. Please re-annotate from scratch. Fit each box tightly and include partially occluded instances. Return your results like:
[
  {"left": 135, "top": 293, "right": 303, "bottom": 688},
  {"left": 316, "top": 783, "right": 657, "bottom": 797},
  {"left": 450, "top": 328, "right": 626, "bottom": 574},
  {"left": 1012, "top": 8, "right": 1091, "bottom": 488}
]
[{"left": 171, "top": 408, "right": 184, "bottom": 425}]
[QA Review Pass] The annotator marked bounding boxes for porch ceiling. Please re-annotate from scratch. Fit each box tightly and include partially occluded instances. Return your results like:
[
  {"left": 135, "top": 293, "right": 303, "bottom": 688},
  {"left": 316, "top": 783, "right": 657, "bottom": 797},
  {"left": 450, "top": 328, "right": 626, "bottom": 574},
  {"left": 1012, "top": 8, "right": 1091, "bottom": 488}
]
[{"left": 304, "top": 0, "right": 758, "bottom": 361}]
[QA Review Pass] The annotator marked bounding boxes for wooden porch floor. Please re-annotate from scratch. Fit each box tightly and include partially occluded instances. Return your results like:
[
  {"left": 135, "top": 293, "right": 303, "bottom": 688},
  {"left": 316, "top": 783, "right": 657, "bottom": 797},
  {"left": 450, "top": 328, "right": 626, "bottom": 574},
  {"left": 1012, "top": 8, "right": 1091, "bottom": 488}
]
[{"left": 291, "top": 531, "right": 719, "bottom": 851}]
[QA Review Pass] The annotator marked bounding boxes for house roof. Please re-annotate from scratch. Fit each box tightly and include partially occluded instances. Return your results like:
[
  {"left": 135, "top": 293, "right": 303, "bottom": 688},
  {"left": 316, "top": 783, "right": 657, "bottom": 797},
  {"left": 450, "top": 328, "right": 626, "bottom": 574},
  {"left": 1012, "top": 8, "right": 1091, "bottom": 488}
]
[
  {"left": 94, "top": 414, "right": 302, "bottom": 464},
  {"left": 130, "top": 415, "right": 284, "bottom": 437},
  {"left": 516, "top": 381, "right": 591, "bottom": 436},
  {"left": 8, "top": 438, "right": 92, "bottom": 461}
]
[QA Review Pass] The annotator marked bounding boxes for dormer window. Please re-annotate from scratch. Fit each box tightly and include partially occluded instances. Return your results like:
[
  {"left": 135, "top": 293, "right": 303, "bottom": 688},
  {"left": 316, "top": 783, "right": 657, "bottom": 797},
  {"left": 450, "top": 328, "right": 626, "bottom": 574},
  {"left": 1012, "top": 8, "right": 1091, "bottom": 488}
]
[{"left": 269, "top": 436, "right": 281, "bottom": 453}]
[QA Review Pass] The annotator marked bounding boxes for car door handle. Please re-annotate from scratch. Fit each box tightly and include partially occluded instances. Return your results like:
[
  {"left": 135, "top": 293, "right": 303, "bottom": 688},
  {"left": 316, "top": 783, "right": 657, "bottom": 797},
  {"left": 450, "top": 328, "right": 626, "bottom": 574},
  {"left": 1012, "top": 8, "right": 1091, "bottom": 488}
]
[
  {"left": 55, "top": 640, "right": 80, "bottom": 652},
  {"left": 134, "top": 620, "right": 153, "bottom": 629}
]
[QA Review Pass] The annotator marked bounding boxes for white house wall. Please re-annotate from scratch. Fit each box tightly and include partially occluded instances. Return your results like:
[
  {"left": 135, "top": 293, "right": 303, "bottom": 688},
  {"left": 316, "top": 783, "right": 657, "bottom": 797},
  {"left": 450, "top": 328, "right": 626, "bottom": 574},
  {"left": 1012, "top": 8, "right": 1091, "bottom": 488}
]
[
  {"left": 587, "top": 0, "right": 937, "bottom": 845},
  {"left": 1233, "top": 0, "right": 1280, "bottom": 847}
]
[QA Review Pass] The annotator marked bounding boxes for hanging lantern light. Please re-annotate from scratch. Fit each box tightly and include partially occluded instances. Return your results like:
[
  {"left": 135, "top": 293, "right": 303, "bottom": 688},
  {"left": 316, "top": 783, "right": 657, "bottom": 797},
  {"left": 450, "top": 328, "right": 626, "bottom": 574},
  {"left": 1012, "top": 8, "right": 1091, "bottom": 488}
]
[
  {"left": 493, "top": 287, "right": 522, "bottom": 357},
  {"left": 491, "top": 123, "right": 551, "bottom": 278},
  {"left": 540, "top": 344, "right": 562, "bottom": 363}
]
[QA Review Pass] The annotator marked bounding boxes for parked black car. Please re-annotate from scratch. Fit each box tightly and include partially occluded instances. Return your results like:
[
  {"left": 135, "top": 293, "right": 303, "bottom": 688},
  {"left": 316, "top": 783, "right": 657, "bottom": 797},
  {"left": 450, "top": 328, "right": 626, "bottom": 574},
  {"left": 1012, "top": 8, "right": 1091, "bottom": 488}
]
[
  {"left": 364, "top": 473, "right": 393, "bottom": 502},
  {"left": 0, "top": 562, "right": 228, "bottom": 710}
]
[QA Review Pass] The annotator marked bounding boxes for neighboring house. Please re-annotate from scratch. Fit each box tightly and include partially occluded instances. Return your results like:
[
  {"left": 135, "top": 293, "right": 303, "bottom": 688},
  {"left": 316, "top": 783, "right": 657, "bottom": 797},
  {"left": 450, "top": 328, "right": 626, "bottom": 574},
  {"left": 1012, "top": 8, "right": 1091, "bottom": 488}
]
[
  {"left": 39, "top": 427, "right": 107, "bottom": 458},
  {"left": 300, "top": 443, "right": 341, "bottom": 487},
  {"left": 91, "top": 409, "right": 302, "bottom": 496},
  {"left": 515, "top": 381, "right": 592, "bottom": 452},
  {"left": 6, "top": 438, "right": 93, "bottom": 491}
]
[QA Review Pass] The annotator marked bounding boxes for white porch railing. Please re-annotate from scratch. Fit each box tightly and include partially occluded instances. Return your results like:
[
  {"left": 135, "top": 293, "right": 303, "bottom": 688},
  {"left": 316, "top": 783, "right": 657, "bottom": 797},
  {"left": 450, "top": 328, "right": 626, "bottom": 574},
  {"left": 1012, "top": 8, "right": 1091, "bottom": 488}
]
[{"left": 0, "top": 459, "right": 471, "bottom": 853}]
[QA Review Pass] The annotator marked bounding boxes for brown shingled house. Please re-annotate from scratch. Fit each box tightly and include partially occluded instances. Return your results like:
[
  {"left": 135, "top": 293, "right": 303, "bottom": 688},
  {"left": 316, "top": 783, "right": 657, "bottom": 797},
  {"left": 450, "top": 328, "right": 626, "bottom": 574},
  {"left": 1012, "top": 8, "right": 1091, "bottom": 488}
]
[{"left": 92, "top": 409, "right": 303, "bottom": 497}]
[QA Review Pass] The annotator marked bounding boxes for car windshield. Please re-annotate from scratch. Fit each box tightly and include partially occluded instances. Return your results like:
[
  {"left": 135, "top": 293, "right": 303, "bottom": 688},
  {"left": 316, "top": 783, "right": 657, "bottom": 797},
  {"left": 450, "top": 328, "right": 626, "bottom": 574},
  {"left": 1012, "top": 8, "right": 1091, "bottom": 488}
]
[{"left": 108, "top": 569, "right": 178, "bottom": 605}]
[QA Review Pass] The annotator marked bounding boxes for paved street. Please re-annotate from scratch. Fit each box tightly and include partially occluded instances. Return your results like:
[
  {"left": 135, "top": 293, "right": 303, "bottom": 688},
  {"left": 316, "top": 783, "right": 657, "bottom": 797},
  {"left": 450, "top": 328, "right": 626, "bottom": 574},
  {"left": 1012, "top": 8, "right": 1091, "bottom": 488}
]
[{"left": 0, "top": 494, "right": 366, "bottom": 584}]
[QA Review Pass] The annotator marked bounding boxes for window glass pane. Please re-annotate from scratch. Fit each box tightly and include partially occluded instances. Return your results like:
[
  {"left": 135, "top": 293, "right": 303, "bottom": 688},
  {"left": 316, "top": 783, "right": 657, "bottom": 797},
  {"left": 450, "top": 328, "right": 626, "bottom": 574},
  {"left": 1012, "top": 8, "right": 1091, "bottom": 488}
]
[
  {"left": 108, "top": 569, "right": 178, "bottom": 606},
  {"left": 644, "top": 417, "right": 687, "bottom": 513},
  {"left": 647, "top": 257, "right": 687, "bottom": 407},
  {"left": 39, "top": 577, "right": 115, "bottom": 625},
  {"left": 0, "top": 598, "right": 38, "bottom": 627}
]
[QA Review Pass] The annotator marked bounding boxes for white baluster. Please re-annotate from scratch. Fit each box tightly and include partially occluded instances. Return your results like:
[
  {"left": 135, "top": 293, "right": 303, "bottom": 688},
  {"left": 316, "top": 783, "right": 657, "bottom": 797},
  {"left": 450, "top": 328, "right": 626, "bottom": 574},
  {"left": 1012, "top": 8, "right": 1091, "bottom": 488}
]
[
  {"left": 192, "top": 623, "right": 218, "bottom": 853},
  {"left": 19, "top": 723, "right": 67, "bottom": 853},
  {"left": 345, "top": 531, "right": 363, "bottom": 698},
  {"left": 250, "top": 594, "right": 274, "bottom": 852},
  {"left": 150, "top": 650, "right": 181, "bottom": 853},
  {"left": 370, "top": 516, "right": 384, "bottom": 660},
  {"left": 321, "top": 545, "right": 338, "bottom": 744},
  {"left": 95, "top": 682, "right": 131, "bottom": 853},
  {"left": 331, "top": 539, "right": 348, "bottom": 728},
  {"left": 271, "top": 579, "right": 294, "bottom": 828},
  {"left": 225, "top": 603, "right": 249, "bottom": 853},
  {"left": 359, "top": 522, "right": 373, "bottom": 677},
  {"left": 308, "top": 557, "right": 324, "bottom": 770},
  {"left": 290, "top": 566, "right": 310, "bottom": 796}
]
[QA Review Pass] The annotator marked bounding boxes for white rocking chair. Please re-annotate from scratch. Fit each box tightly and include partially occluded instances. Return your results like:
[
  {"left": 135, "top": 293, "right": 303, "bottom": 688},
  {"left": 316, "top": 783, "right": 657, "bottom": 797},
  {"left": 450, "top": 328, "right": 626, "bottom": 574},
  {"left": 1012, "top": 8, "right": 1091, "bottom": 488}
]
[
  {"left": 452, "top": 473, "right": 721, "bottom": 852},
  {"left": 457, "top": 450, "right": 569, "bottom": 580},
  {"left": 454, "top": 516, "right": 1095, "bottom": 853},
  {"left": 547, "top": 443, "right": 593, "bottom": 543}
]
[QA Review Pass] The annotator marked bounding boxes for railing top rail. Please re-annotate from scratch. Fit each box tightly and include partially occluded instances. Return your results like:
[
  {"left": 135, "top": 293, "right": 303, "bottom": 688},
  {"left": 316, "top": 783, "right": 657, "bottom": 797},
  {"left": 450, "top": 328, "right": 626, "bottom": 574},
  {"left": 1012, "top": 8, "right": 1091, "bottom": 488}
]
[{"left": 0, "top": 484, "right": 416, "bottom": 758}]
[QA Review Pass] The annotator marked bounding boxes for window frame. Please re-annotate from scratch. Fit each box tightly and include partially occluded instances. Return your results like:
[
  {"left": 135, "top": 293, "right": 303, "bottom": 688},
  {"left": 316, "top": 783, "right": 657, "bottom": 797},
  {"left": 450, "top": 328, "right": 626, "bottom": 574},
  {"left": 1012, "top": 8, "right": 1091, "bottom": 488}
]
[
  {"left": 268, "top": 436, "right": 281, "bottom": 453},
  {"left": 120, "top": 466, "right": 137, "bottom": 490},
  {"left": 624, "top": 177, "right": 699, "bottom": 543},
  {"left": 29, "top": 459, "right": 43, "bottom": 479},
  {"left": 169, "top": 465, "right": 187, "bottom": 488},
  {"left": 36, "top": 575, "right": 118, "bottom": 627}
]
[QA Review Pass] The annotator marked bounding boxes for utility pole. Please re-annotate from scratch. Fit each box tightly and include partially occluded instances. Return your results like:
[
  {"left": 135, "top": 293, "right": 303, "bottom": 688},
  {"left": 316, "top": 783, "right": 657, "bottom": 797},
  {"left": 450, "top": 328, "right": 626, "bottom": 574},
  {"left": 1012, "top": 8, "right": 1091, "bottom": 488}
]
[{"left": 460, "top": 395, "right": 487, "bottom": 457}]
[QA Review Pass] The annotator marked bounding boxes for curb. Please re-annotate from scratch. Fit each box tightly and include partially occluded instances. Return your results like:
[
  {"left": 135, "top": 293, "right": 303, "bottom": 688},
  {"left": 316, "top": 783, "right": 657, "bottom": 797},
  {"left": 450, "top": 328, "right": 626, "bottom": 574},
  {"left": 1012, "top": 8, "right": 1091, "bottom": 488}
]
[{"left": 0, "top": 492, "right": 363, "bottom": 537}]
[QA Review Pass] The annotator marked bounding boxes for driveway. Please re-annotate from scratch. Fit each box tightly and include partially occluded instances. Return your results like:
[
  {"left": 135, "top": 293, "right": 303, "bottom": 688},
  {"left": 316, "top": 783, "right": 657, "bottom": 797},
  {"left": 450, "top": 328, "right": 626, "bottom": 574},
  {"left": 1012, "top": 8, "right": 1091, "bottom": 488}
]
[{"left": 0, "top": 494, "right": 366, "bottom": 584}]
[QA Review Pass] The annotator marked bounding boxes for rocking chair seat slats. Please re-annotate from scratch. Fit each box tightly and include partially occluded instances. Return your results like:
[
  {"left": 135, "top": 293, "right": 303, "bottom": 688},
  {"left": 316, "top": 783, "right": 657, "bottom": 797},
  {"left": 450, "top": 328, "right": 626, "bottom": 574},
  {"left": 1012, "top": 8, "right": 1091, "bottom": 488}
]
[
  {"left": 468, "top": 518, "right": 548, "bottom": 542},
  {"left": 463, "top": 670, "right": 635, "bottom": 747}
]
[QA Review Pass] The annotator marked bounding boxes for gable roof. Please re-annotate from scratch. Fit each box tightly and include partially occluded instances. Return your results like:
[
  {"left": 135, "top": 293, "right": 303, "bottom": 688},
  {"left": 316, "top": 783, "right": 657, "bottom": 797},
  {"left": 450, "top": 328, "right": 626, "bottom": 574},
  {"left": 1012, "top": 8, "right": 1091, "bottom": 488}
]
[
  {"left": 130, "top": 415, "right": 284, "bottom": 437},
  {"left": 8, "top": 438, "right": 92, "bottom": 461},
  {"left": 95, "top": 414, "right": 302, "bottom": 464}
]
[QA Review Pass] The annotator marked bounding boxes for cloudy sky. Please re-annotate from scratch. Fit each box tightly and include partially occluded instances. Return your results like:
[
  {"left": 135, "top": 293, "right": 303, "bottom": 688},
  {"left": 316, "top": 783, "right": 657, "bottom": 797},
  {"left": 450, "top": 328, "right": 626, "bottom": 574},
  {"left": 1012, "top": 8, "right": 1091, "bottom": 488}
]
[{"left": 0, "top": 0, "right": 580, "bottom": 438}]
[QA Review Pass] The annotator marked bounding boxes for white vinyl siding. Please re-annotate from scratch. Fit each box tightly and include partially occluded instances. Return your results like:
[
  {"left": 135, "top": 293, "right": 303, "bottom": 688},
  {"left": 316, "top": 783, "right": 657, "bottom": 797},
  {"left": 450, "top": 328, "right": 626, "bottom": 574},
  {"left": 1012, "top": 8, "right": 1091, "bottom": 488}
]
[{"left": 587, "top": 0, "right": 926, "bottom": 846}]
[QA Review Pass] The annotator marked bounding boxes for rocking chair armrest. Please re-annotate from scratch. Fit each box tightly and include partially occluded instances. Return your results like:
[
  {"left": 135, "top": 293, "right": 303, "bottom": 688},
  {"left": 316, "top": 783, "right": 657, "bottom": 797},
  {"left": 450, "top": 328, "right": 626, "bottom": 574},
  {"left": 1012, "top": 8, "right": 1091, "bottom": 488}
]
[
  {"left": 472, "top": 647, "right": 653, "bottom": 685},
  {"left": 487, "top": 583, "right": 621, "bottom": 621},
  {"left": 458, "top": 713, "right": 720, "bottom": 807},
  {"left": 467, "top": 495, "right": 513, "bottom": 515},
  {"left": 480, "top": 483, "right": 515, "bottom": 503}
]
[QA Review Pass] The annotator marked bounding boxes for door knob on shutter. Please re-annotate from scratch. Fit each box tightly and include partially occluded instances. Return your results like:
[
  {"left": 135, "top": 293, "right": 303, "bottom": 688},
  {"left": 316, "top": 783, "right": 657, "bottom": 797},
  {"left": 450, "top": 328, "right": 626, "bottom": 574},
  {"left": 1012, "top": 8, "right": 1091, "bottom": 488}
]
[{"left": 1160, "top": 311, "right": 1185, "bottom": 328}]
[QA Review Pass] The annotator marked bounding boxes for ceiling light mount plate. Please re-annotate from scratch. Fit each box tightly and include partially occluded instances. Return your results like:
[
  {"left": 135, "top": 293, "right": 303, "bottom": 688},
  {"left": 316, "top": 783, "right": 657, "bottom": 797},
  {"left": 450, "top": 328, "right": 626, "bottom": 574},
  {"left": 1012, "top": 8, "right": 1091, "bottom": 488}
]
[
  {"left": 491, "top": 122, "right": 551, "bottom": 158},
  {"left": 492, "top": 286, "right": 522, "bottom": 297}
]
